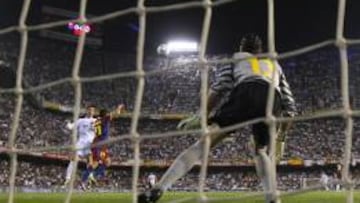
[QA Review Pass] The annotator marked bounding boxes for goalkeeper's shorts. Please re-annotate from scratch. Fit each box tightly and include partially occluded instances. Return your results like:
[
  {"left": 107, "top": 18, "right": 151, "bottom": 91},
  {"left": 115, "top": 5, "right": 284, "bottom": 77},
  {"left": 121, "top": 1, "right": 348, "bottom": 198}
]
[{"left": 208, "top": 81, "right": 282, "bottom": 148}]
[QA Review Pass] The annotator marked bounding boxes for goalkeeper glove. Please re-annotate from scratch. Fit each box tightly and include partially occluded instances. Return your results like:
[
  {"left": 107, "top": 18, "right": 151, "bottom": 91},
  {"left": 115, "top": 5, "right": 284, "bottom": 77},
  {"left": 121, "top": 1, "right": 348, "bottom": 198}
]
[
  {"left": 176, "top": 114, "right": 201, "bottom": 130},
  {"left": 276, "top": 139, "right": 285, "bottom": 162},
  {"left": 275, "top": 111, "right": 295, "bottom": 161},
  {"left": 275, "top": 123, "right": 290, "bottom": 161}
]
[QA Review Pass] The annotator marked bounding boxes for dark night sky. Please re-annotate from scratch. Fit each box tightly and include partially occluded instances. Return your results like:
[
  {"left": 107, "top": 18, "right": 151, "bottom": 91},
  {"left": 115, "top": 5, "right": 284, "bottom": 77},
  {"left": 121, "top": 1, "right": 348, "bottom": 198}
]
[{"left": 0, "top": 0, "right": 359, "bottom": 54}]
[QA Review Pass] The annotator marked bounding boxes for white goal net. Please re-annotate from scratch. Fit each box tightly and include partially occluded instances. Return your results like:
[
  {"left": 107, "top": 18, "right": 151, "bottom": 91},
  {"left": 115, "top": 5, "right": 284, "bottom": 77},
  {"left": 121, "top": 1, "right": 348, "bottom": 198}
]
[{"left": 0, "top": 0, "right": 360, "bottom": 203}]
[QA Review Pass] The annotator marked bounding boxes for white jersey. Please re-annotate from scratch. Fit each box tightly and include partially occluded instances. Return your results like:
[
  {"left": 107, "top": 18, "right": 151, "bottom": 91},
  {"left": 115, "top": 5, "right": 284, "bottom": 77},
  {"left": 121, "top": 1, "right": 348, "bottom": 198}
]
[
  {"left": 76, "top": 117, "right": 96, "bottom": 142},
  {"left": 73, "top": 117, "right": 96, "bottom": 157},
  {"left": 148, "top": 174, "right": 156, "bottom": 186}
]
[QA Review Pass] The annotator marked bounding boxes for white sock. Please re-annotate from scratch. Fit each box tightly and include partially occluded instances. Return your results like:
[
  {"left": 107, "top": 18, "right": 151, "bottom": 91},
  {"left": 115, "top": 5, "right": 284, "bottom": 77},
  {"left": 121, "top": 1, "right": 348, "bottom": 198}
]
[
  {"left": 65, "top": 161, "right": 74, "bottom": 181},
  {"left": 157, "top": 140, "right": 205, "bottom": 191},
  {"left": 255, "top": 149, "right": 276, "bottom": 203}
]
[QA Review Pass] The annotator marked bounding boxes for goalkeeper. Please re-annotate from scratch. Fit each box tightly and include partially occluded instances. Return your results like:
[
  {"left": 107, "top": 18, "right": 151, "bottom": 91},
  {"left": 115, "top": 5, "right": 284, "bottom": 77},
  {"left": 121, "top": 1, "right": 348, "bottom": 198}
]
[{"left": 138, "top": 34, "right": 296, "bottom": 203}]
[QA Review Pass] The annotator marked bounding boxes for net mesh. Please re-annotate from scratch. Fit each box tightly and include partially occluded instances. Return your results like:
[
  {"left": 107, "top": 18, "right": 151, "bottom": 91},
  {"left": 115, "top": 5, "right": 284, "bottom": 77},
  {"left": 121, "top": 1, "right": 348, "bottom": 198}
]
[{"left": 0, "top": 0, "right": 359, "bottom": 203}]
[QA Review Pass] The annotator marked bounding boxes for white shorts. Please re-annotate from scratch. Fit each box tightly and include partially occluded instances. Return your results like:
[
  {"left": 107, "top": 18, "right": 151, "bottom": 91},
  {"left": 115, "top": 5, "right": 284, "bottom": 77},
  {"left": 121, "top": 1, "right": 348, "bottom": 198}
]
[{"left": 76, "top": 140, "right": 92, "bottom": 157}]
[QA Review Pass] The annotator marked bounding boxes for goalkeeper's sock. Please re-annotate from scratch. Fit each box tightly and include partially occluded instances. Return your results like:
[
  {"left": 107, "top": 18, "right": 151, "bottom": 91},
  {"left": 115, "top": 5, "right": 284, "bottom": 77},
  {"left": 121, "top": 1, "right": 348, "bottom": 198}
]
[
  {"left": 65, "top": 161, "right": 74, "bottom": 181},
  {"left": 157, "top": 139, "right": 205, "bottom": 191},
  {"left": 255, "top": 149, "right": 277, "bottom": 203}
]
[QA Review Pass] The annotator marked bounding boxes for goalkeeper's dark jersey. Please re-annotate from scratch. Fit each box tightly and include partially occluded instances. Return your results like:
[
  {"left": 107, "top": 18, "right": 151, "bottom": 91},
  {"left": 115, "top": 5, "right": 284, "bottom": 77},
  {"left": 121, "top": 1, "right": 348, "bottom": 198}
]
[{"left": 211, "top": 52, "right": 296, "bottom": 116}]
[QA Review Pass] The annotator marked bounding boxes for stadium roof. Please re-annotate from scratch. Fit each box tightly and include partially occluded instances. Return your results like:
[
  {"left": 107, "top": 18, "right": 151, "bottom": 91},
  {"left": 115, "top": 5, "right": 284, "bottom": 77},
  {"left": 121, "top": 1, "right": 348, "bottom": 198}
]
[{"left": 0, "top": 0, "right": 359, "bottom": 54}]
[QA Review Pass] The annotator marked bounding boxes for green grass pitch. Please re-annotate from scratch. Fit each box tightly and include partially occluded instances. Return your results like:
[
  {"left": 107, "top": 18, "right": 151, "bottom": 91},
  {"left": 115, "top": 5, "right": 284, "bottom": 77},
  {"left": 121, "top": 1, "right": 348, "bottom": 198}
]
[{"left": 0, "top": 191, "right": 359, "bottom": 203}]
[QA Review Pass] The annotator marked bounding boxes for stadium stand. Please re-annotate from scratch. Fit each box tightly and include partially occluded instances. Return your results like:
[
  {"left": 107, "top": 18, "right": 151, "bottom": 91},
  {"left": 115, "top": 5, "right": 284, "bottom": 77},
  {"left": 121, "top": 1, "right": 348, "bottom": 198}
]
[{"left": 1, "top": 35, "right": 360, "bottom": 191}]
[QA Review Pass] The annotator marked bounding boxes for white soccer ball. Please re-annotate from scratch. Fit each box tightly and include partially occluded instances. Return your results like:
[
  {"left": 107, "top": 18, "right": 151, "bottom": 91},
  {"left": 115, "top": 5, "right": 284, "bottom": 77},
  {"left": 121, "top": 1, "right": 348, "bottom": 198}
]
[{"left": 65, "top": 121, "right": 74, "bottom": 130}]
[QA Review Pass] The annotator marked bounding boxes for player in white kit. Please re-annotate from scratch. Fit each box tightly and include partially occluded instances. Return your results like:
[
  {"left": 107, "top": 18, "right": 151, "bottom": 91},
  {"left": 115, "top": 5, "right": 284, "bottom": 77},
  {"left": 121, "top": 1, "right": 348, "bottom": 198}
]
[
  {"left": 147, "top": 173, "right": 157, "bottom": 189},
  {"left": 63, "top": 105, "right": 97, "bottom": 187},
  {"left": 320, "top": 171, "right": 329, "bottom": 191}
]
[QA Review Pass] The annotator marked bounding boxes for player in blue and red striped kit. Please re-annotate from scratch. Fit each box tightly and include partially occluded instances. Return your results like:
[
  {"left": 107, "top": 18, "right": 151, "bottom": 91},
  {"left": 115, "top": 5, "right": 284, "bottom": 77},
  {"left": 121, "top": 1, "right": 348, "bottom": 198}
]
[
  {"left": 91, "top": 109, "right": 112, "bottom": 180},
  {"left": 81, "top": 104, "right": 125, "bottom": 187}
]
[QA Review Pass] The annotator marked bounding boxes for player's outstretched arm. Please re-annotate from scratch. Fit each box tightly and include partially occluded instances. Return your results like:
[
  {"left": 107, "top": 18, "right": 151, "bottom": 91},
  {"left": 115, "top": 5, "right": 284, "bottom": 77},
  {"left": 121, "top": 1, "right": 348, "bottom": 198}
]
[
  {"left": 109, "top": 104, "right": 125, "bottom": 120},
  {"left": 276, "top": 68, "right": 296, "bottom": 160},
  {"left": 177, "top": 89, "right": 222, "bottom": 130},
  {"left": 276, "top": 118, "right": 293, "bottom": 161},
  {"left": 207, "top": 89, "right": 222, "bottom": 114}
]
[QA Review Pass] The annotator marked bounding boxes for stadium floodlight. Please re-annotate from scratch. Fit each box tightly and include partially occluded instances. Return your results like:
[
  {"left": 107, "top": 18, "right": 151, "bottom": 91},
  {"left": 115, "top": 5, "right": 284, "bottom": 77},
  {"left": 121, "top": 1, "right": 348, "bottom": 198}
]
[
  {"left": 167, "top": 41, "right": 198, "bottom": 53},
  {"left": 157, "top": 40, "right": 198, "bottom": 56}
]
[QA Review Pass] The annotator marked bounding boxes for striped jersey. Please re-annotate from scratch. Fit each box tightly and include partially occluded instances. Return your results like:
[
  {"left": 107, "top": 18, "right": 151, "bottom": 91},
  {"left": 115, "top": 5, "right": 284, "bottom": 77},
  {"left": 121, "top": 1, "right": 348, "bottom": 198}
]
[
  {"left": 211, "top": 52, "right": 296, "bottom": 116},
  {"left": 94, "top": 115, "right": 111, "bottom": 142}
]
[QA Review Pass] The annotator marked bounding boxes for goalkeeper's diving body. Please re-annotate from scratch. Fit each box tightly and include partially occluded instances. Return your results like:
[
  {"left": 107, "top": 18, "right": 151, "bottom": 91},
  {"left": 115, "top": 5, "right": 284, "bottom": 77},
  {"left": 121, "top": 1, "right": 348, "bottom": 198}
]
[{"left": 138, "top": 34, "right": 296, "bottom": 203}]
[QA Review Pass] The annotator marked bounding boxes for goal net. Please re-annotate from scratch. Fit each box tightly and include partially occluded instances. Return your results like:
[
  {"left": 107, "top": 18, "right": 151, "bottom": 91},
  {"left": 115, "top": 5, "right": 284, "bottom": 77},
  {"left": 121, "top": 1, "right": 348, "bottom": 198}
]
[{"left": 0, "top": 0, "right": 360, "bottom": 203}]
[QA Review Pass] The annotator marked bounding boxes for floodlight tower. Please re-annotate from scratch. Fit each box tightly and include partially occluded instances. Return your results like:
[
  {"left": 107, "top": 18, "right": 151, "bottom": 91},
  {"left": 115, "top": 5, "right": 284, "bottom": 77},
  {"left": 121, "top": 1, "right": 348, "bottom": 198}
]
[{"left": 157, "top": 40, "right": 199, "bottom": 69}]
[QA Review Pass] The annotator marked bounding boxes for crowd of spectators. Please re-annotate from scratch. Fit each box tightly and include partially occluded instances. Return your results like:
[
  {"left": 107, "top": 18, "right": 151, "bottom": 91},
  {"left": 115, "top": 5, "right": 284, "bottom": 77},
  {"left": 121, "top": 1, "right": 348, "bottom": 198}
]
[
  {"left": 1, "top": 35, "right": 360, "bottom": 190},
  {"left": 1, "top": 159, "right": 359, "bottom": 191}
]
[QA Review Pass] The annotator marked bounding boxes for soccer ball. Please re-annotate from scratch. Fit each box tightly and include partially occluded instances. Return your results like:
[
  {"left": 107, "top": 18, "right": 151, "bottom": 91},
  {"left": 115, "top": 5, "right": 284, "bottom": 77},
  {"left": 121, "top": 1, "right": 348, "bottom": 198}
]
[{"left": 65, "top": 121, "right": 74, "bottom": 130}]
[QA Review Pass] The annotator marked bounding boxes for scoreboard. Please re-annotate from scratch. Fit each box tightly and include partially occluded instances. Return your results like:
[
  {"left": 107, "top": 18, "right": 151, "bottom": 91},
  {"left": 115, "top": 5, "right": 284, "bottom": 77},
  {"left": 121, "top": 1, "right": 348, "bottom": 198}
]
[
  {"left": 67, "top": 21, "right": 91, "bottom": 36},
  {"left": 40, "top": 6, "right": 103, "bottom": 47}
]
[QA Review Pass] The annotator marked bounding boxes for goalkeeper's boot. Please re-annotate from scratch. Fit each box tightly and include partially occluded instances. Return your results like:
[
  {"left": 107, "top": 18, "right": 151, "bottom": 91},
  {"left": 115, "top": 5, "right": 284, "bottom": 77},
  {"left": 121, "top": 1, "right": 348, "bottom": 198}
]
[
  {"left": 269, "top": 191, "right": 281, "bottom": 203},
  {"left": 138, "top": 188, "right": 163, "bottom": 203}
]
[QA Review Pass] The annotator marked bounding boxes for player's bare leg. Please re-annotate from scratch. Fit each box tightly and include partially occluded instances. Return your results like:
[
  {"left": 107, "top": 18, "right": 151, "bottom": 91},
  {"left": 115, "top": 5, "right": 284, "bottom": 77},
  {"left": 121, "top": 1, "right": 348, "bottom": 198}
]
[{"left": 138, "top": 124, "right": 226, "bottom": 203}]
